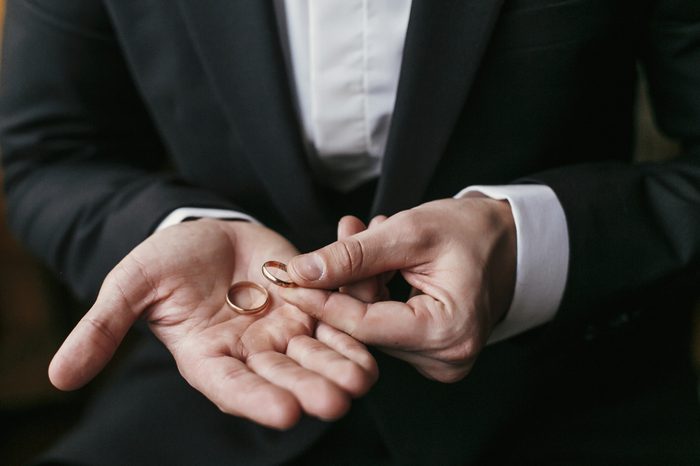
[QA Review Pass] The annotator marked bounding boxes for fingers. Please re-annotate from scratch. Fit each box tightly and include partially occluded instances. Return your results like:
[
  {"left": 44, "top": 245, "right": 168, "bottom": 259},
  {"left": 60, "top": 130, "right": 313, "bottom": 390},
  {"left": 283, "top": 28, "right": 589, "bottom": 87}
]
[
  {"left": 179, "top": 322, "right": 376, "bottom": 426},
  {"left": 287, "top": 323, "right": 379, "bottom": 397},
  {"left": 286, "top": 333, "right": 377, "bottom": 398},
  {"left": 315, "top": 322, "right": 378, "bottom": 379},
  {"left": 337, "top": 215, "right": 366, "bottom": 239},
  {"left": 246, "top": 351, "right": 351, "bottom": 421},
  {"left": 367, "top": 216, "right": 397, "bottom": 287},
  {"left": 280, "top": 287, "right": 472, "bottom": 383},
  {"left": 286, "top": 212, "right": 420, "bottom": 289},
  {"left": 182, "top": 353, "right": 303, "bottom": 429},
  {"left": 337, "top": 216, "right": 386, "bottom": 302},
  {"left": 279, "top": 286, "right": 436, "bottom": 349},
  {"left": 49, "top": 259, "right": 157, "bottom": 390}
]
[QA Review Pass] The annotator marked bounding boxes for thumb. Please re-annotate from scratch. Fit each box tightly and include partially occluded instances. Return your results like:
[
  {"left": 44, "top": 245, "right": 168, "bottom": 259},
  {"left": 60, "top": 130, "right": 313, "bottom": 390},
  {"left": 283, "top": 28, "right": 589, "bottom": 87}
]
[
  {"left": 336, "top": 215, "right": 386, "bottom": 302},
  {"left": 48, "top": 258, "right": 155, "bottom": 390},
  {"left": 287, "top": 216, "right": 415, "bottom": 289}
]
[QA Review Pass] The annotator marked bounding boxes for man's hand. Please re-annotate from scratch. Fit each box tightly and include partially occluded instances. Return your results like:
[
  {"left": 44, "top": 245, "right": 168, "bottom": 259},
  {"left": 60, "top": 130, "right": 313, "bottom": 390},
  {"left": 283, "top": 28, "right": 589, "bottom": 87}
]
[
  {"left": 48, "top": 220, "right": 378, "bottom": 429},
  {"left": 280, "top": 197, "right": 516, "bottom": 383}
]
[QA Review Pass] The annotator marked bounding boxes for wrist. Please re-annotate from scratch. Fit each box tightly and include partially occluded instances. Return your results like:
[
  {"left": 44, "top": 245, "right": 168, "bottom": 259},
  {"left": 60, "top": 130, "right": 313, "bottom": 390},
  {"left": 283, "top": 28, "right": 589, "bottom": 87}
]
[
  {"left": 455, "top": 185, "right": 568, "bottom": 343},
  {"left": 479, "top": 198, "right": 517, "bottom": 328}
]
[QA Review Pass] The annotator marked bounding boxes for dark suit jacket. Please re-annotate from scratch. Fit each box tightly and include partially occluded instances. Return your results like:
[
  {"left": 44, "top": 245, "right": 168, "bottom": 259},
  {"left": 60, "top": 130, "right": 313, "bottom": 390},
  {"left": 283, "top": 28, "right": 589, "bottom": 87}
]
[{"left": 2, "top": 0, "right": 700, "bottom": 464}]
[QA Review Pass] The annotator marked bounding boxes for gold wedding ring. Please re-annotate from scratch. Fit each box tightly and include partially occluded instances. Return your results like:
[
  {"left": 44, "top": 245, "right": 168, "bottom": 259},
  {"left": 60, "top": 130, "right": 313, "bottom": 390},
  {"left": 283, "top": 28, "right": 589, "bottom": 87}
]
[
  {"left": 226, "top": 281, "right": 270, "bottom": 315},
  {"left": 261, "top": 261, "right": 297, "bottom": 288}
]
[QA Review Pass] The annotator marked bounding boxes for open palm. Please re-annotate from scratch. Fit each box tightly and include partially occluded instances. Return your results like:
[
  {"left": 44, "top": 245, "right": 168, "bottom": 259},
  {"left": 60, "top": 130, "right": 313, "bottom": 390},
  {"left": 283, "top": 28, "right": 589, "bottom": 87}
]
[{"left": 49, "top": 220, "right": 377, "bottom": 429}]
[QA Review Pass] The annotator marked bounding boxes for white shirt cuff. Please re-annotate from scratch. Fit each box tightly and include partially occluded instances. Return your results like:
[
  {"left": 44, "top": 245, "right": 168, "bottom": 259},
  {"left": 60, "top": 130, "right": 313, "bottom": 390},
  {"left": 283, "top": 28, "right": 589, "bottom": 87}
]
[
  {"left": 455, "top": 185, "right": 569, "bottom": 343},
  {"left": 156, "top": 207, "right": 258, "bottom": 232}
]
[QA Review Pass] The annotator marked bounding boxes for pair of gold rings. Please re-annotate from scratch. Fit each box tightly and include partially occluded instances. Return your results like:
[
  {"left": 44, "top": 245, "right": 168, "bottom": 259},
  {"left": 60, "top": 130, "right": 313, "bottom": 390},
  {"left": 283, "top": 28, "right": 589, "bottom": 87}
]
[{"left": 225, "top": 261, "right": 296, "bottom": 315}]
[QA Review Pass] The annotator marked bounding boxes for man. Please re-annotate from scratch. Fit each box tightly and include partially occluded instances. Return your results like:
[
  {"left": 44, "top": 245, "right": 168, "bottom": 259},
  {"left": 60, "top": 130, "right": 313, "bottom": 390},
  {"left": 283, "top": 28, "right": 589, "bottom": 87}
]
[{"left": 1, "top": 0, "right": 700, "bottom": 464}]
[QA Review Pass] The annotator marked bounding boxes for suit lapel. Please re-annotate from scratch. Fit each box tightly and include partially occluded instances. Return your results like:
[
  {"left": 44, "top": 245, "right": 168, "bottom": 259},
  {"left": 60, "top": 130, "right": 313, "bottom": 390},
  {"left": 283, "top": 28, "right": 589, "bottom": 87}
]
[
  {"left": 175, "top": 0, "right": 335, "bottom": 246},
  {"left": 174, "top": 0, "right": 506, "bottom": 236},
  {"left": 373, "top": 0, "right": 506, "bottom": 216}
]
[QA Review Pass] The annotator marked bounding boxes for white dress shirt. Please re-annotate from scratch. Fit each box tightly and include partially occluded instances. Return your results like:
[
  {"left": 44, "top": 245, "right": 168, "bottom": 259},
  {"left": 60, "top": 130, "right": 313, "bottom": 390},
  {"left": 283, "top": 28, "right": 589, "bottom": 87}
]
[
  {"left": 284, "top": 0, "right": 411, "bottom": 191},
  {"left": 158, "top": 0, "right": 569, "bottom": 342}
]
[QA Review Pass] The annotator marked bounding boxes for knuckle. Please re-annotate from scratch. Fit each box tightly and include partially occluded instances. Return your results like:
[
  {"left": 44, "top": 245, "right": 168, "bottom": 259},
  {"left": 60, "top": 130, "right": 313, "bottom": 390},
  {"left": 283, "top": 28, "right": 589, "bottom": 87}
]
[
  {"left": 102, "top": 259, "right": 158, "bottom": 319},
  {"left": 333, "top": 238, "right": 365, "bottom": 278},
  {"left": 318, "top": 290, "right": 338, "bottom": 323},
  {"left": 286, "top": 335, "right": 319, "bottom": 361},
  {"left": 396, "top": 210, "right": 435, "bottom": 250},
  {"left": 80, "top": 315, "right": 119, "bottom": 350},
  {"left": 397, "top": 210, "right": 423, "bottom": 236}
]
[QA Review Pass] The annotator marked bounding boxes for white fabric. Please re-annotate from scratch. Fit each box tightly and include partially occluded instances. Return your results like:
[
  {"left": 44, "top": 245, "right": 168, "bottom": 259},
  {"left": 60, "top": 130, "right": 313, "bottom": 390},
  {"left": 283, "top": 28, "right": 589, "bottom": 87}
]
[
  {"left": 284, "top": 0, "right": 412, "bottom": 191},
  {"left": 156, "top": 1, "right": 572, "bottom": 343},
  {"left": 457, "top": 185, "right": 569, "bottom": 343},
  {"left": 156, "top": 208, "right": 257, "bottom": 232}
]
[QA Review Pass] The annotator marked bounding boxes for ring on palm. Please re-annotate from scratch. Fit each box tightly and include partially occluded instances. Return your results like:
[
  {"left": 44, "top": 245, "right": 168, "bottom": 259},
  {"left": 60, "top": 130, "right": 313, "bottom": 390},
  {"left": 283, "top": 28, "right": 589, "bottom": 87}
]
[{"left": 226, "top": 281, "right": 270, "bottom": 315}]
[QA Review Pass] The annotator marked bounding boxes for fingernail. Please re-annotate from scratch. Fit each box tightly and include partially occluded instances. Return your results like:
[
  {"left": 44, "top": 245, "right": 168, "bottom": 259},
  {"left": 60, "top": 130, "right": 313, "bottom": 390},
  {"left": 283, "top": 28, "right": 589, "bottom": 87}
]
[{"left": 293, "top": 254, "right": 324, "bottom": 281}]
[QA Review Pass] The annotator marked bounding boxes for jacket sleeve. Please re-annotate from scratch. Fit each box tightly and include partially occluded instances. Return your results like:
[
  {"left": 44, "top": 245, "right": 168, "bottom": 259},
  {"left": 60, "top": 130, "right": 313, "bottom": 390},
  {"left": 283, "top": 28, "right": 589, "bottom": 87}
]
[
  {"left": 524, "top": 0, "right": 700, "bottom": 335},
  {"left": 0, "top": 0, "right": 239, "bottom": 301}
]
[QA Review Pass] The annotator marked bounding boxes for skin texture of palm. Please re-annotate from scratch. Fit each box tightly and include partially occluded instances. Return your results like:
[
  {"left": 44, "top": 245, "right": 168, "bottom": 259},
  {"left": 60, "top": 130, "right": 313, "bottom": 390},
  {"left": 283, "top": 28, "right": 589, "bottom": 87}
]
[{"left": 48, "top": 219, "right": 378, "bottom": 429}]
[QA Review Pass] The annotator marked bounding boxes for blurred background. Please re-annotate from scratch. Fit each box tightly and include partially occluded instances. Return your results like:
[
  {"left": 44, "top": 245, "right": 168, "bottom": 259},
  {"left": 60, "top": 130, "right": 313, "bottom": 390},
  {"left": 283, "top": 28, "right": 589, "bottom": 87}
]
[
  {"left": 0, "top": 0, "right": 84, "bottom": 460},
  {"left": 0, "top": 1, "right": 698, "bottom": 464},
  {"left": 0, "top": 1, "right": 123, "bottom": 463}
]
